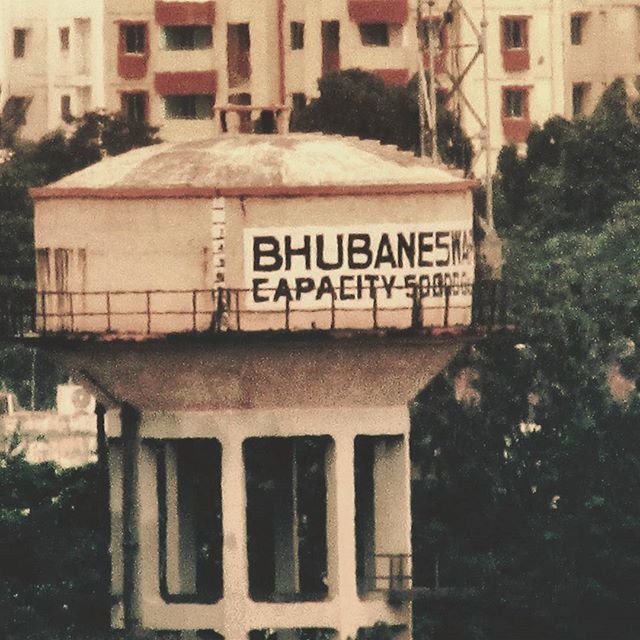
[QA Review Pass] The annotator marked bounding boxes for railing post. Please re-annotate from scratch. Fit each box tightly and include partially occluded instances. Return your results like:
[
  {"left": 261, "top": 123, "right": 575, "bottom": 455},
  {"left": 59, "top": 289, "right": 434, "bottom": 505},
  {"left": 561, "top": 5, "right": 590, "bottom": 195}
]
[
  {"left": 285, "top": 295, "right": 291, "bottom": 331},
  {"left": 41, "top": 292, "right": 47, "bottom": 334},
  {"left": 235, "top": 290, "right": 241, "bottom": 331},
  {"left": 443, "top": 284, "right": 451, "bottom": 328},
  {"left": 372, "top": 286, "right": 378, "bottom": 330},
  {"left": 192, "top": 290, "right": 198, "bottom": 332},
  {"left": 69, "top": 292, "right": 75, "bottom": 332},
  {"left": 106, "top": 292, "right": 112, "bottom": 333},
  {"left": 411, "top": 285, "right": 422, "bottom": 329},
  {"left": 146, "top": 291, "right": 152, "bottom": 335},
  {"left": 330, "top": 290, "right": 336, "bottom": 330}
]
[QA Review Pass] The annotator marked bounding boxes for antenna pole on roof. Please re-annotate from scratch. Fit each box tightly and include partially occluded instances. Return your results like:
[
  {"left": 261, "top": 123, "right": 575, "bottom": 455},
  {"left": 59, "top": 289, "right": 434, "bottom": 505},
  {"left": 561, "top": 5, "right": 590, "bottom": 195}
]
[
  {"left": 481, "top": 0, "right": 494, "bottom": 228},
  {"left": 416, "top": 0, "right": 428, "bottom": 157},
  {"left": 426, "top": 0, "right": 440, "bottom": 163}
]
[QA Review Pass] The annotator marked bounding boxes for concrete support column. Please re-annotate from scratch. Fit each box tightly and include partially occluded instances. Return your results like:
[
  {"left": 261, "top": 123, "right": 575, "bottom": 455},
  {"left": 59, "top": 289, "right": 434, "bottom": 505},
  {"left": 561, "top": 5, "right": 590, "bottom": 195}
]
[
  {"left": 221, "top": 433, "right": 248, "bottom": 640},
  {"left": 121, "top": 403, "right": 143, "bottom": 634},
  {"left": 326, "top": 432, "right": 358, "bottom": 639}
]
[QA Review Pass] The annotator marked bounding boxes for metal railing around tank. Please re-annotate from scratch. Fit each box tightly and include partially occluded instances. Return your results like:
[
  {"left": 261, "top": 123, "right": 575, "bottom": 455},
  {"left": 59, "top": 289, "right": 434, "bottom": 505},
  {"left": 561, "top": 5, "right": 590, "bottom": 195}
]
[{"left": 0, "top": 280, "right": 508, "bottom": 338}]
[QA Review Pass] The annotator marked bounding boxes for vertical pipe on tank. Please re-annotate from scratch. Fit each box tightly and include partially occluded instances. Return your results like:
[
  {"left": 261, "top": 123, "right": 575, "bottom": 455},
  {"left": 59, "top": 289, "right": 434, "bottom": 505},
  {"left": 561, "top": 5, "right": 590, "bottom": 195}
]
[{"left": 278, "top": 0, "right": 286, "bottom": 105}]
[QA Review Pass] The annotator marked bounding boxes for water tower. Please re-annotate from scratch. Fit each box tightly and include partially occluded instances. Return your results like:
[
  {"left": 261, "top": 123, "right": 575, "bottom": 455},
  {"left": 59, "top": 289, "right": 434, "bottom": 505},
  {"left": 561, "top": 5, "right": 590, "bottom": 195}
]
[{"left": 3, "top": 132, "right": 505, "bottom": 640}]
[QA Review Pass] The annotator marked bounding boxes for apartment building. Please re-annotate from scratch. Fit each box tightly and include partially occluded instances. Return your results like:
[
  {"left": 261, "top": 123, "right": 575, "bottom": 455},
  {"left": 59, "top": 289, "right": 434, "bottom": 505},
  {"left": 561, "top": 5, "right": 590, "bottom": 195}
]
[{"left": 1, "top": 0, "right": 640, "bottom": 167}]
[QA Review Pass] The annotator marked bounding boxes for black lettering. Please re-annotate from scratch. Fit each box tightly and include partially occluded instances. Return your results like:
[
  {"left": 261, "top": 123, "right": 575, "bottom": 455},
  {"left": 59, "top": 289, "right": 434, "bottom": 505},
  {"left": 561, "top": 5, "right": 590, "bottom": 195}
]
[
  {"left": 419, "top": 274, "right": 431, "bottom": 298},
  {"left": 252, "top": 278, "right": 270, "bottom": 303},
  {"left": 381, "top": 275, "right": 396, "bottom": 298},
  {"left": 253, "top": 236, "right": 283, "bottom": 272},
  {"left": 348, "top": 234, "right": 373, "bottom": 269},
  {"left": 397, "top": 233, "right": 416, "bottom": 268},
  {"left": 364, "top": 275, "right": 378, "bottom": 299},
  {"left": 418, "top": 232, "right": 434, "bottom": 267},
  {"left": 404, "top": 275, "right": 416, "bottom": 299},
  {"left": 435, "top": 231, "right": 450, "bottom": 267},
  {"left": 317, "top": 234, "right": 344, "bottom": 270},
  {"left": 295, "top": 277, "right": 315, "bottom": 301},
  {"left": 316, "top": 276, "right": 336, "bottom": 300},
  {"left": 374, "top": 233, "right": 397, "bottom": 269},
  {"left": 273, "top": 278, "right": 292, "bottom": 302},
  {"left": 285, "top": 235, "right": 311, "bottom": 270},
  {"left": 340, "top": 275, "right": 355, "bottom": 300},
  {"left": 451, "top": 230, "right": 462, "bottom": 265}
]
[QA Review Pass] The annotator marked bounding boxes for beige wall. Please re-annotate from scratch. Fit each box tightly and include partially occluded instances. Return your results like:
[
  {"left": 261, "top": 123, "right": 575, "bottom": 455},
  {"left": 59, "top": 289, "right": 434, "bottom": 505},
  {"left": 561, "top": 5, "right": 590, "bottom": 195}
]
[{"left": 34, "top": 188, "right": 474, "bottom": 333}]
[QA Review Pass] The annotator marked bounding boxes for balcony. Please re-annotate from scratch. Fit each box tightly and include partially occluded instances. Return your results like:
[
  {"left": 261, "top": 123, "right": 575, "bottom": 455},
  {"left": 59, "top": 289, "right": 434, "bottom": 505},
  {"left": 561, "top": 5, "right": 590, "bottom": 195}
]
[{"left": 0, "top": 281, "right": 508, "bottom": 340}]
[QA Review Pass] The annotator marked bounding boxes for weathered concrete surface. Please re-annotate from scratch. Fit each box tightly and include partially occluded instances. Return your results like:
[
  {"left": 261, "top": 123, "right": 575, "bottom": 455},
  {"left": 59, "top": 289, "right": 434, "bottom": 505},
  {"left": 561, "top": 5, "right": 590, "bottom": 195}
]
[{"left": 35, "top": 333, "right": 472, "bottom": 411}]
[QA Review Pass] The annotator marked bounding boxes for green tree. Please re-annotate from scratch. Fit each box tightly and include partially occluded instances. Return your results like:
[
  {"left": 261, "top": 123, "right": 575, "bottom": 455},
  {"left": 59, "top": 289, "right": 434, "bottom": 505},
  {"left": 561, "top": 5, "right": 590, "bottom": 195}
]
[
  {"left": 495, "top": 79, "right": 640, "bottom": 237},
  {"left": 292, "top": 69, "right": 473, "bottom": 174},
  {"left": 411, "top": 202, "right": 640, "bottom": 640}
]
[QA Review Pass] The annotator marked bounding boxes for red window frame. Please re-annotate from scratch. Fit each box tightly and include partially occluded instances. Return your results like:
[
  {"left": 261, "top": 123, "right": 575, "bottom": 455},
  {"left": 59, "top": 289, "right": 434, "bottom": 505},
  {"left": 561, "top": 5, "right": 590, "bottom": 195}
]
[
  {"left": 500, "top": 16, "right": 530, "bottom": 72},
  {"left": 502, "top": 86, "right": 531, "bottom": 143},
  {"left": 118, "top": 22, "right": 150, "bottom": 80}
]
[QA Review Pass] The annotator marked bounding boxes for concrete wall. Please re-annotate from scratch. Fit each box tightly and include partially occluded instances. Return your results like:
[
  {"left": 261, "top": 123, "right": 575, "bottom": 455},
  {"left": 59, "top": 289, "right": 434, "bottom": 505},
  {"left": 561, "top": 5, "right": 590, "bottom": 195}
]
[{"left": 34, "top": 188, "right": 474, "bottom": 333}]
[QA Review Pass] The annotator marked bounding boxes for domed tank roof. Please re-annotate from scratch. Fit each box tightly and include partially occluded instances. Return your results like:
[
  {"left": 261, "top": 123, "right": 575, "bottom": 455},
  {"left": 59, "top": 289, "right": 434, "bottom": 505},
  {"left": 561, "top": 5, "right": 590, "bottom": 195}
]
[{"left": 32, "top": 134, "right": 476, "bottom": 199}]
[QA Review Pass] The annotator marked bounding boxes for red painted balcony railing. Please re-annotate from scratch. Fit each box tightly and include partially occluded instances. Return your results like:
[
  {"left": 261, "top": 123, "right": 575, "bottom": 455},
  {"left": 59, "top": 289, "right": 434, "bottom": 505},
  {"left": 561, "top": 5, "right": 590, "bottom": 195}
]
[{"left": 0, "top": 282, "right": 508, "bottom": 339}]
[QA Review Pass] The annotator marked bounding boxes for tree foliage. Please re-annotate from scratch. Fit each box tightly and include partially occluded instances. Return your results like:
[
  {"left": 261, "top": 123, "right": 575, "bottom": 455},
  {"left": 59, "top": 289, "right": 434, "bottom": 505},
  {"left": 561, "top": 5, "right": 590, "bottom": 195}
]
[
  {"left": 412, "top": 91, "right": 640, "bottom": 638},
  {"left": 292, "top": 69, "right": 473, "bottom": 174},
  {"left": 495, "top": 79, "right": 640, "bottom": 236}
]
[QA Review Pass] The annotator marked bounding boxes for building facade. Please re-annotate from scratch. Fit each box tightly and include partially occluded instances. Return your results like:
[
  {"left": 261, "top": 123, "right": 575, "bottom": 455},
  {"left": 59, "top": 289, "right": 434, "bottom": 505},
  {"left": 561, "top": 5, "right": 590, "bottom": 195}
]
[{"left": 1, "top": 0, "right": 639, "bottom": 164}]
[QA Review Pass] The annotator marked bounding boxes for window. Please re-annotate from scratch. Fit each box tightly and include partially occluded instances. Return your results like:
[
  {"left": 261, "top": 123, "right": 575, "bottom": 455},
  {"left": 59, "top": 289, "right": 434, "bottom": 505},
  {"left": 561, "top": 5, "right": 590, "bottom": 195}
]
[
  {"left": 503, "top": 19, "right": 525, "bottom": 49},
  {"left": 570, "top": 14, "right": 585, "bottom": 45},
  {"left": 572, "top": 83, "right": 589, "bottom": 116},
  {"left": 162, "top": 25, "right": 212, "bottom": 50},
  {"left": 164, "top": 94, "right": 214, "bottom": 119},
  {"left": 227, "top": 23, "right": 251, "bottom": 88},
  {"left": 122, "top": 23, "right": 146, "bottom": 54},
  {"left": 13, "top": 29, "right": 27, "bottom": 58},
  {"left": 122, "top": 92, "right": 148, "bottom": 122},
  {"left": 504, "top": 89, "right": 525, "bottom": 118},
  {"left": 59, "top": 27, "right": 70, "bottom": 51},
  {"left": 290, "top": 21, "right": 305, "bottom": 50},
  {"left": 60, "top": 95, "right": 72, "bottom": 122},
  {"left": 157, "top": 440, "right": 223, "bottom": 604},
  {"left": 358, "top": 23, "right": 389, "bottom": 47}
]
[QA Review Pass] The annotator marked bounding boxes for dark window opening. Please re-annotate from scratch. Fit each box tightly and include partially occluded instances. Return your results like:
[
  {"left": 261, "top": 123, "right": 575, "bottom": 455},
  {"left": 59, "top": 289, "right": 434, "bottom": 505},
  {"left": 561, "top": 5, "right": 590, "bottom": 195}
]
[
  {"left": 570, "top": 15, "right": 584, "bottom": 45},
  {"left": 163, "top": 25, "right": 213, "bottom": 50},
  {"left": 227, "top": 23, "right": 251, "bottom": 88},
  {"left": 358, "top": 23, "right": 389, "bottom": 47},
  {"left": 13, "top": 29, "right": 27, "bottom": 58},
  {"left": 572, "top": 83, "right": 588, "bottom": 116},
  {"left": 59, "top": 27, "right": 70, "bottom": 51},
  {"left": 355, "top": 435, "right": 408, "bottom": 596},
  {"left": 321, "top": 21, "right": 340, "bottom": 75},
  {"left": 122, "top": 23, "right": 146, "bottom": 54},
  {"left": 164, "top": 94, "right": 214, "bottom": 119},
  {"left": 157, "top": 439, "right": 223, "bottom": 603},
  {"left": 291, "top": 21, "right": 305, "bottom": 50},
  {"left": 122, "top": 92, "right": 148, "bottom": 122},
  {"left": 245, "top": 437, "right": 329, "bottom": 603},
  {"left": 504, "top": 89, "right": 525, "bottom": 118},
  {"left": 503, "top": 19, "right": 525, "bottom": 49},
  {"left": 355, "top": 437, "right": 376, "bottom": 594},
  {"left": 60, "top": 95, "right": 72, "bottom": 123}
]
